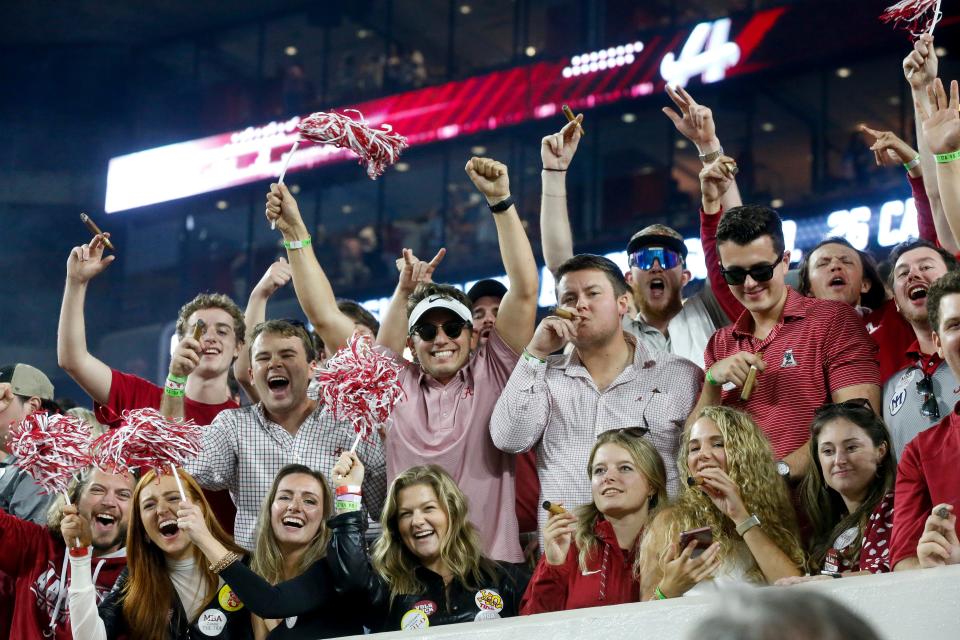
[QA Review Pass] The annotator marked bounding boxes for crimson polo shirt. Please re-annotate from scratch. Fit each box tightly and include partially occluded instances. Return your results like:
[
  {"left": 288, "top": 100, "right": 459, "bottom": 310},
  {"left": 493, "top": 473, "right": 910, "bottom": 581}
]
[
  {"left": 704, "top": 287, "right": 879, "bottom": 458},
  {"left": 890, "top": 405, "right": 960, "bottom": 568}
]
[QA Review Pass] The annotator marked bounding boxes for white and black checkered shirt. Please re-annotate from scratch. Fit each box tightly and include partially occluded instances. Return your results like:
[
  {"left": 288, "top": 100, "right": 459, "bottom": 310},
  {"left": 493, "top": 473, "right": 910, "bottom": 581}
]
[{"left": 185, "top": 400, "right": 387, "bottom": 550}]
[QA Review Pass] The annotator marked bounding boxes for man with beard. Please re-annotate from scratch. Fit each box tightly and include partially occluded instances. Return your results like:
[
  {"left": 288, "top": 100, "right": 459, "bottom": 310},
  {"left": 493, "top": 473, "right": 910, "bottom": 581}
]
[
  {"left": 541, "top": 99, "right": 728, "bottom": 370},
  {"left": 491, "top": 254, "right": 702, "bottom": 543},
  {"left": 0, "top": 467, "right": 132, "bottom": 640},
  {"left": 466, "top": 278, "right": 506, "bottom": 350},
  {"left": 881, "top": 239, "right": 960, "bottom": 457}
]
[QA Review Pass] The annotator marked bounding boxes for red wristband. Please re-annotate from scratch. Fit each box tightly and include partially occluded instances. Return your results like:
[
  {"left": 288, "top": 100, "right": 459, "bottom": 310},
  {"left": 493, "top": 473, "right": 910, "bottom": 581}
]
[
  {"left": 69, "top": 546, "right": 90, "bottom": 558},
  {"left": 336, "top": 485, "right": 362, "bottom": 496}
]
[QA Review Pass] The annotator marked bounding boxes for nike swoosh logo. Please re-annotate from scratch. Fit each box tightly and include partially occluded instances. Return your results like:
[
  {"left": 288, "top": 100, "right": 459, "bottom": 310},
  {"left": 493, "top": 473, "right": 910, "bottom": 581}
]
[{"left": 581, "top": 569, "right": 601, "bottom": 576}]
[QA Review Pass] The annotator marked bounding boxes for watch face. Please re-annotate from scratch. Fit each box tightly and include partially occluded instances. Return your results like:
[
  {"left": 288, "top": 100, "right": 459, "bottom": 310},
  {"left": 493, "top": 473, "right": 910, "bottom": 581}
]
[{"left": 777, "top": 461, "right": 790, "bottom": 477}]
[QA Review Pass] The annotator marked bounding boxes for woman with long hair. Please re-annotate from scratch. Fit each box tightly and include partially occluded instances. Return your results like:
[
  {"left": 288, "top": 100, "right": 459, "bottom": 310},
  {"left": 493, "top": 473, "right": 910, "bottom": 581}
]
[
  {"left": 328, "top": 453, "right": 530, "bottom": 631},
  {"left": 520, "top": 429, "right": 668, "bottom": 614},
  {"left": 638, "top": 406, "right": 804, "bottom": 599},
  {"left": 175, "top": 463, "right": 364, "bottom": 639},
  {"left": 66, "top": 468, "right": 251, "bottom": 640},
  {"left": 778, "top": 399, "right": 896, "bottom": 584}
]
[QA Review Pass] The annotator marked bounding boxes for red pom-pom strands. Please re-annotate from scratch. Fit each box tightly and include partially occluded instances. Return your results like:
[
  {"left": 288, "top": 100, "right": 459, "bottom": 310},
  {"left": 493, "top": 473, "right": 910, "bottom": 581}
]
[
  {"left": 7, "top": 412, "right": 93, "bottom": 497},
  {"left": 316, "top": 333, "right": 405, "bottom": 452},
  {"left": 92, "top": 408, "right": 202, "bottom": 499},
  {"left": 880, "top": 0, "right": 943, "bottom": 38}
]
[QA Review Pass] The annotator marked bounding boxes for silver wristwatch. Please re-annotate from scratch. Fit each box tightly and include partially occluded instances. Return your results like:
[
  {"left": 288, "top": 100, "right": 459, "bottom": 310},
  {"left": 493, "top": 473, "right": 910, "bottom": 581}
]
[
  {"left": 736, "top": 514, "right": 761, "bottom": 537},
  {"left": 699, "top": 146, "right": 724, "bottom": 164}
]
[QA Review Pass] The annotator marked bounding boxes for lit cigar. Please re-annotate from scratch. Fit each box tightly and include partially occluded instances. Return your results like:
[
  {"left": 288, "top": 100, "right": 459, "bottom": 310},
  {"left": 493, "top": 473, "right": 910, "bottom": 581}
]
[
  {"left": 552, "top": 307, "right": 577, "bottom": 321},
  {"left": 542, "top": 501, "right": 566, "bottom": 515},
  {"left": 935, "top": 505, "right": 951, "bottom": 519},
  {"left": 192, "top": 319, "right": 206, "bottom": 341},
  {"left": 740, "top": 365, "right": 758, "bottom": 401},
  {"left": 561, "top": 104, "right": 585, "bottom": 136},
  {"left": 724, "top": 160, "right": 739, "bottom": 176},
  {"left": 80, "top": 213, "right": 115, "bottom": 251}
]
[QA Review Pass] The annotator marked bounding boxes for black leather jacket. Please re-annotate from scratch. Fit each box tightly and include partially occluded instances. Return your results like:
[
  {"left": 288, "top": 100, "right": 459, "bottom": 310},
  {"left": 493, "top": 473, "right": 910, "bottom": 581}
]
[
  {"left": 327, "top": 511, "right": 530, "bottom": 632},
  {"left": 98, "top": 567, "right": 254, "bottom": 639}
]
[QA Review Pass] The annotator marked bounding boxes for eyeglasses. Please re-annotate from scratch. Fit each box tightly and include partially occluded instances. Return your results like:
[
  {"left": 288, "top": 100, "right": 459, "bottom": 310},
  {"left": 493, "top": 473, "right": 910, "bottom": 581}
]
[
  {"left": 916, "top": 373, "right": 940, "bottom": 419},
  {"left": 629, "top": 247, "right": 683, "bottom": 271},
  {"left": 409, "top": 320, "right": 469, "bottom": 341},
  {"left": 719, "top": 254, "right": 784, "bottom": 286},
  {"left": 814, "top": 397, "right": 874, "bottom": 416}
]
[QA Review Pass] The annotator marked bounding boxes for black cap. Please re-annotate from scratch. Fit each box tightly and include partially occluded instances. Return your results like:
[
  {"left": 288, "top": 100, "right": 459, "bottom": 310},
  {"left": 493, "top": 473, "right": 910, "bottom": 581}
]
[
  {"left": 626, "top": 232, "right": 688, "bottom": 260},
  {"left": 466, "top": 279, "right": 507, "bottom": 303}
]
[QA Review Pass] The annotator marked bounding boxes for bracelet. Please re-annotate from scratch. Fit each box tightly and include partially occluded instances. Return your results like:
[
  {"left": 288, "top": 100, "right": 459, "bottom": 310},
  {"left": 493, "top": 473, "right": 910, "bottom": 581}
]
[
  {"left": 69, "top": 545, "right": 90, "bottom": 558},
  {"left": 335, "top": 494, "right": 363, "bottom": 513},
  {"left": 163, "top": 387, "right": 185, "bottom": 398},
  {"left": 654, "top": 586, "right": 669, "bottom": 600},
  {"left": 208, "top": 551, "right": 242, "bottom": 574},
  {"left": 935, "top": 150, "right": 960, "bottom": 164},
  {"left": 167, "top": 374, "right": 187, "bottom": 385},
  {"left": 699, "top": 146, "right": 723, "bottom": 164},
  {"left": 705, "top": 368, "right": 721, "bottom": 386},
  {"left": 488, "top": 196, "right": 515, "bottom": 213},
  {"left": 283, "top": 236, "right": 313, "bottom": 250},
  {"left": 542, "top": 168, "right": 567, "bottom": 172},
  {"left": 735, "top": 514, "right": 761, "bottom": 537},
  {"left": 335, "top": 485, "right": 362, "bottom": 496},
  {"left": 522, "top": 350, "right": 546, "bottom": 364},
  {"left": 903, "top": 155, "right": 921, "bottom": 171}
]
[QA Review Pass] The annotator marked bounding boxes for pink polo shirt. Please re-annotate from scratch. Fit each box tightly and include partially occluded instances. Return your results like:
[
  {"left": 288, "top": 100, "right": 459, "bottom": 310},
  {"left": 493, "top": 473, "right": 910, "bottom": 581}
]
[{"left": 381, "top": 330, "right": 522, "bottom": 563}]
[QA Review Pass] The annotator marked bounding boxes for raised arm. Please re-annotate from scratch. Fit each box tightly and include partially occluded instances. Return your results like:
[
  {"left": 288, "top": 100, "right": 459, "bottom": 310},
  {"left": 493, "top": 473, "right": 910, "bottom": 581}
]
[
  {"left": 540, "top": 115, "right": 583, "bottom": 275},
  {"left": 465, "top": 157, "right": 540, "bottom": 353},
  {"left": 918, "top": 79, "right": 960, "bottom": 245},
  {"left": 57, "top": 233, "right": 115, "bottom": 405},
  {"left": 699, "top": 156, "right": 745, "bottom": 322},
  {"left": 233, "top": 258, "right": 293, "bottom": 403},
  {"left": 904, "top": 34, "right": 959, "bottom": 251},
  {"left": 265, "top": 184, "right": 355, "bottom": 354},
  {"left": 664, "top": 85, "right": 742, "bottom": 212},
  {"left": 376, "top": 248, "right": 446, "bottom": 355}
]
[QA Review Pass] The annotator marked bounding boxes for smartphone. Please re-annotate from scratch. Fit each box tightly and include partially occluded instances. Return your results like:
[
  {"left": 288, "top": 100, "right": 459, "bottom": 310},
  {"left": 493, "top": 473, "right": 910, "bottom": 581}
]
[{"left": 678, "top": 526, "right": 713, "bottom": 558}]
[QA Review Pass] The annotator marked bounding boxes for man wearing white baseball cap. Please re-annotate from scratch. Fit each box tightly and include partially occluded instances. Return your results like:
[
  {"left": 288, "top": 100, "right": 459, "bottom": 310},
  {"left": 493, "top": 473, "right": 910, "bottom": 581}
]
[{"left": 373, "top": 156, "right": 540, "bottom": 563}]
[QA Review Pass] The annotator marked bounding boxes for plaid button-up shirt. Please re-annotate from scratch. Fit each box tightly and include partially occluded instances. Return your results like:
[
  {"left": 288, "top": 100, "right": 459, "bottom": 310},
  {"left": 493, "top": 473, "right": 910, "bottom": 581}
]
[
  {"left": 490, "top": 334, "right": 703, "bottom": 542},
  {"left": 186, "top": 400, "right": 387, "bottom": 550}
]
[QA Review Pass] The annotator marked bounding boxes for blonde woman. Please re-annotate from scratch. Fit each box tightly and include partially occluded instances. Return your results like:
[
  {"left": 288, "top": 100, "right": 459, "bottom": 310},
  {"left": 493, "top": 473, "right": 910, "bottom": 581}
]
[
  {"left": 639, "top": 406, "right": 804, "bottom": 599},
  {"left": 177, "top": 463, "right": 364, "bottom": 639},
  {"left": 521, "top": 429, "right": 667, "bottom": 614},
  {"left": 328, "top": 453, "right": 530, "bottom": 631}
]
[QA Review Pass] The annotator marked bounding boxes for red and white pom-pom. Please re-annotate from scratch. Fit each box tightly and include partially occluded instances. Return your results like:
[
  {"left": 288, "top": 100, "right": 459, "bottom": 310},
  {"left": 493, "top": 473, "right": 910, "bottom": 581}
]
[
  {"left": 7, "top": 412, "right": 93, "bottom": 495},
  {"left": 316, "top": 333, "right": 405, "bottom": 444},
  {"left": 298, "top": 109, "right": 408, "bottom": 180},
  {"left": 92, "top": 408, "right": 202, "bottom": 475},
  {"left": 880, "top": 0, "right": 943, "bottom": 37}
]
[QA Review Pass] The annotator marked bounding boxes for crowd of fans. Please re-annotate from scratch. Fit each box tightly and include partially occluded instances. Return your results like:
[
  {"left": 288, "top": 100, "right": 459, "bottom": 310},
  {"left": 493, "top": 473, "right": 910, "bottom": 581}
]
[{"left": 2, "top": 33, "right": 959, "bottom": 640}]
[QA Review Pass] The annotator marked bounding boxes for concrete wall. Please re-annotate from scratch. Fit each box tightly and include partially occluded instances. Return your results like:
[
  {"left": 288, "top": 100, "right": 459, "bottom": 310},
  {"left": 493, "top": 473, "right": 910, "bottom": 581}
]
[{"left": 343, "top": 565, "right": 960, "bottom": 639}]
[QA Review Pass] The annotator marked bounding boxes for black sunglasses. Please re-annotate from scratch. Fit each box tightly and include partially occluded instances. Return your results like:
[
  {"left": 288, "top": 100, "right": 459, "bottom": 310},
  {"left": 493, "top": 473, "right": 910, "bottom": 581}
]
[
  {"left": 604, "top": 426, "right": 650, "bottom": 439},
  {"left": 719, "top": 254, "right": 784, "bottom": 286},
  {"left": 409, "top": 320, "right": 469, "bottom": 341},
  {"left": 814, "top": 397, "right": 874, "bottom": 416},
  {"left": 915, "top": 373, "right": 940, "bottom": 419}
]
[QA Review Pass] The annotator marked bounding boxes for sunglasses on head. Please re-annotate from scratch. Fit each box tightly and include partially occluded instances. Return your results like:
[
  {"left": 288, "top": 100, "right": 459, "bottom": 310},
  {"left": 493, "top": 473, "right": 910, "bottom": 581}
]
[
  {"left": 603, "top": 426, "right": 650, "bottom": 439},
  {"left": 629, "top": 247, "right": 683, "bottom": 271},
  {"left": 719, "top": 254, "right": 784, "bottom": 286},
  {"left": 814, "top": 397, "right": 874, "bottom": 416},
  {"left": 409, "top": 320, "right": 469, "bottom": 341}
]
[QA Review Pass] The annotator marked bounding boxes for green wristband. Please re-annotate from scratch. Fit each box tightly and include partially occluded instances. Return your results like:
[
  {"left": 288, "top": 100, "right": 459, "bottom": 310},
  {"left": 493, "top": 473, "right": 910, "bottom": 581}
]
[
  {"left": 654, "top": 586, "right": 668, "bottom": 600},
  {"left": 167, "top": 374, "right": 187, "bottom": 384},
  {"left": 935, "top": 150, "right": 960, "bottom": 164},
  {"left": 705, "top": 368, "right": 721, "bottom": 386},
  {"left": 163, "top": 387, "right": 185, "bottom": 398},
  {"left": 283, "top": 236, "right": 312, "bottom": 250},
  {"left": 903, "top": 155, "right": 921, "bottom": 171}
]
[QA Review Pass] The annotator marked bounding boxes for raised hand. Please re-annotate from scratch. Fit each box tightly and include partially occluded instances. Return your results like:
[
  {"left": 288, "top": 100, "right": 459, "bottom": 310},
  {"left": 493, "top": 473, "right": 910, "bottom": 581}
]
[
  {"left": 175, "top": 500, "right": 213, "bottom": 545},
  {"left": 465, "top": 157, "right": 510, "bottom": 204},
  {"left": 525, "top": 313, "right": 578, "bottom": 360},
  {"left": 61, "top": 504, "right": 93, "bottom": 548},
  {"left": 917, "top": 78, "right": 960, "bottom": 155},
  {"left": 169, "top": 334, "right": 203, "bottom": 379},
  {"left": 656, "top": 539, "right": 722, "bottom": 598},
  {"left": 859, "top": 125, "right": 919, "bottom": 167},
  {"left": 0, "top": 383, "right": 14, "bottom": 418},
  {"left": 903, "top": 33, "right": 938, "bottom": 90},
  {"left": 265, "top": 183, "right": 307, "bottom": 236},
  {"left": 252, "top": 258, "right": 292, "bottom": 299},
  {"left": 700, "top": 155, "right": 737, "bottom": 210},
  {"left": 332, "top": 450, "right": 365, "bottom": 487},
  {"left": 396, "top": 248, "right": 446, "bottom": 293},
  {"left": 918, "top": 504, "right": 960, "bottom": 568},
  {"left": 541, "top": 115, "right": 583, "bottom": 171},
  {"left": 542, "top": 506, "right": 577, "bottom": 566},
  {"left": 66, "top": 234, "right": 115, "bottom": 285},
  {"left": 663, "top": 85, "right": 719, "bottom": 153}
]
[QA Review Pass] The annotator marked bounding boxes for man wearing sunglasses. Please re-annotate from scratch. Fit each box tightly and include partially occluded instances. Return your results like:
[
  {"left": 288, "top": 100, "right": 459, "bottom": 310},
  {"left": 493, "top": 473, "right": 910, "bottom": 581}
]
[
  {"left": 882, "top": 239, "right": 960, "bottom": 459},
  {"left": 892, "top": 269, "right": 960, "bottom": 572},
  {"left": 692, "top": 205, "right": 880, "bottom": 482}
]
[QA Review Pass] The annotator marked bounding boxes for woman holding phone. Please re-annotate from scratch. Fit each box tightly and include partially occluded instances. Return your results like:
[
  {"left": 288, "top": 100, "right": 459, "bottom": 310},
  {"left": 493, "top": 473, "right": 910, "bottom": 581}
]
[
  {"left": 639, "top": 406, "right": 804, "bottom": 599},
  {"left": 520, "top": 429, "right": 667, "bottom": 614}
]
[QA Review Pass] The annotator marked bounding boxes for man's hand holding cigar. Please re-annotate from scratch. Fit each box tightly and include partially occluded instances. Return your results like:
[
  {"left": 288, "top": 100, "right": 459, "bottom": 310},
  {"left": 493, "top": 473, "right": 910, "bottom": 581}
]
[
  {"left": 705, "top": 352, "right": 765, "bottom": 393},
  {"left": 66, "top": 233, "right": 115, "bottom": 286},
  {"left": 523, "top": 307, "right": 581, "bottom": 361}
]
